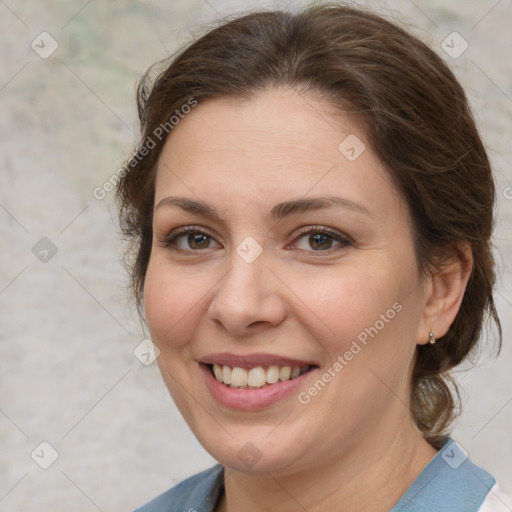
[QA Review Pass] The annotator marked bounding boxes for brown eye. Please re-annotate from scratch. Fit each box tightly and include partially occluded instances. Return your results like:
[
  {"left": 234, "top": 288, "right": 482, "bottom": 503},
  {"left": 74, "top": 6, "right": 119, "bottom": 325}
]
[
  {"left": 291, "top": 227, "right": 351, "bottom": 252},
  {"left": 187, "top": 233, "right": 211, "bottom": 249},
  {"left": 163, "top": 228, "right": 221, "bottom": 251},
  {"left": 308, "top": 233, "right": 334, "bottom": 250}
]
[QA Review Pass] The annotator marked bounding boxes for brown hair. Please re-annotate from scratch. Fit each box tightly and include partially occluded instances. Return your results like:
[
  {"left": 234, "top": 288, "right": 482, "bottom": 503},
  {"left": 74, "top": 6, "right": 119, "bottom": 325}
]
[{"left": 116, "top": 4, "right": 501, "bottom": 447}]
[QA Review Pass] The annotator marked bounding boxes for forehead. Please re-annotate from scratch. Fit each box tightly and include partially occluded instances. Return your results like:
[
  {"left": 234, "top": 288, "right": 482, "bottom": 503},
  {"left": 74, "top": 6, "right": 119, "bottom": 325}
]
[
  {"left": 154, "top": 87, "right": 401, "bottom": 218},
  {"left": 159, "top": 89, "right": 360, "bottom": 167}
]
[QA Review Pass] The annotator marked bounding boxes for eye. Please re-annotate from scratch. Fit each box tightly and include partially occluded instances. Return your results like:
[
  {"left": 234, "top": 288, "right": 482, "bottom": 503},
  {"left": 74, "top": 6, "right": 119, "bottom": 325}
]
[
  {"left": 161, "top": 227, "right": 221, "bottom": 252},
  {"left": 290, "top": 226, "right": 351, "bottom": 252},
  {"left": 160, "top": 225, "right": 350, "bottom": 254}
]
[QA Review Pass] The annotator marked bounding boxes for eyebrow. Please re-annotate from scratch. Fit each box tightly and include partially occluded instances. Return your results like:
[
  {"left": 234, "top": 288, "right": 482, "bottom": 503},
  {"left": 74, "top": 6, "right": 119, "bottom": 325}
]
[{"left": 155, "top": 195, "right": 371, "bottom": 221}]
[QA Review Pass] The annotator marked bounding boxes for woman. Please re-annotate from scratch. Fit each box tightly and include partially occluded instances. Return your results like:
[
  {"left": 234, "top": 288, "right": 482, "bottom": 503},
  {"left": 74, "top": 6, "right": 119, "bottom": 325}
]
[{"left": 117, "top": 4, "right": 509, "bottom": 511}]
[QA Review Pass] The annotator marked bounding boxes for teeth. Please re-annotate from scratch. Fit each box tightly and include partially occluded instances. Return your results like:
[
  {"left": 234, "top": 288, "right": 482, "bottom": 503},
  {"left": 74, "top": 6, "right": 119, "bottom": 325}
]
[
  {"left": 211, "top": 363, "right": 309, "bottom": 388},
  {"left": 266, "top": 365, "right": 280, "bottom": 384},
  {"left": 279, "top": 366, "right": 291, "bottom": 381},
  {"left": 248, "top": 367, "right": 266, "bottom": 387},
  {"left": 231, "top": 367, "right": 248, "bottom": 387},
  {"left": 213, "top": 364, "right": 223, "bottom": 381},
  {"left": 222, "top": 365, "right": 232, "bottom": 385}
]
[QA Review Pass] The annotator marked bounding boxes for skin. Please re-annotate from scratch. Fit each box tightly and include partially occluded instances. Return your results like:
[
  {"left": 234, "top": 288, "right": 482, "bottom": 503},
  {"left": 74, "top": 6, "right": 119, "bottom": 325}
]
[{"left": 143, "top": 87, "right": 471, "bottom": 512}]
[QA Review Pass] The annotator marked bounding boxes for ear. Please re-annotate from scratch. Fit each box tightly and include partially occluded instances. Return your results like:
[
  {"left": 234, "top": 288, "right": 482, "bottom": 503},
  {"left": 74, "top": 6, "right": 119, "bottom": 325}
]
[{"left": 416, "top": 242, "right": 473, "bottom": 345}]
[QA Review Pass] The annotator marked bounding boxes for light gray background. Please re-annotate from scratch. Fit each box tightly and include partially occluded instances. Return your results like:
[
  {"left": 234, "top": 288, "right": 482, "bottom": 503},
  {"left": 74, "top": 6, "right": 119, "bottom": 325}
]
[{"left": 1, "top": 0, "right": 511, "bottom": 510}]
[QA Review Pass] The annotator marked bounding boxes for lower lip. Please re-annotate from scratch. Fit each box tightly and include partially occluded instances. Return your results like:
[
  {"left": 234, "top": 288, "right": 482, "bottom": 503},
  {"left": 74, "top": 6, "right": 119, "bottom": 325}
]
[{"left": 200, "top": 364, "right": 315, "bottom": 410}]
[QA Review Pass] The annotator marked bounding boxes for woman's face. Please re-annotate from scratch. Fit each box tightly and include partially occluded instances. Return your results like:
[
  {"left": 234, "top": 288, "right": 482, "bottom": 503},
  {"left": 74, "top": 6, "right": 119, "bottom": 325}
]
[{"left": 144, "top": 88, "right": 432, "bottom": 475}]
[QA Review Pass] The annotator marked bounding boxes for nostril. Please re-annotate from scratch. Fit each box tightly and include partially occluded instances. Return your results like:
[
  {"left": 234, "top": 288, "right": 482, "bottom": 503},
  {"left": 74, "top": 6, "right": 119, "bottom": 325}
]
[{"left": 248, "top": 320, "right": 266, "bottom": 328}]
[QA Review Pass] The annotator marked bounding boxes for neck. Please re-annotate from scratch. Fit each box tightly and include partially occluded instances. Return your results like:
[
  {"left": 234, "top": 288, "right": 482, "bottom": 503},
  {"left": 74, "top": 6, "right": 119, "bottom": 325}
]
[{"left": 216, "top": 423, "right": 438, "bottom": 512}]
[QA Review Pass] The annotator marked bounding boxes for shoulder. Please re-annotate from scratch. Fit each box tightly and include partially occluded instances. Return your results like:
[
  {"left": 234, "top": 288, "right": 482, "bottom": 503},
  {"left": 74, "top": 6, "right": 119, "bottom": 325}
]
[
  {"left": 391, "top": 439, "right": 509, "bottom": 512},
  {"left": 133, "top": 464, "right": 224, "bottom": 512},
  {"left": 478, "top": 483, "right": 512, "bottom": 512}
]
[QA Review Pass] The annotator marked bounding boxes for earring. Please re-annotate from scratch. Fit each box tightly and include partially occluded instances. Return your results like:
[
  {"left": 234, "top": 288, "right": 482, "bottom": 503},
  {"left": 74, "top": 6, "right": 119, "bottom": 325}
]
[{"left": 429, "top": 332, "right": 436, "bottom": 345}]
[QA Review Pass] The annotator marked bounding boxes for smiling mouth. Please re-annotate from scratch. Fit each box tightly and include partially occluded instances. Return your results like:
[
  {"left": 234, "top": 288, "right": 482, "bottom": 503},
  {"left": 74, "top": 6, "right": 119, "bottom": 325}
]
[{"left": 209, "top": 363, "right": 315, "bottom": 389}]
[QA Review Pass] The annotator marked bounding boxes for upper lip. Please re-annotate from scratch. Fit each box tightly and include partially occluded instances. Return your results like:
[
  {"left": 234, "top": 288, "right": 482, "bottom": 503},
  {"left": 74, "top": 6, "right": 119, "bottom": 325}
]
[{"left": 199, "top": 352, "right": 318, "bottom": 368}]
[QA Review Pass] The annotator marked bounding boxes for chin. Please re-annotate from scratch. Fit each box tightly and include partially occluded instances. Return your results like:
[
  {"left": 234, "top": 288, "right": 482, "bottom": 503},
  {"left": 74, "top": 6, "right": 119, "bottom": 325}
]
[{"left": 193, "top": 427, "right": 307, "bottom": 475}]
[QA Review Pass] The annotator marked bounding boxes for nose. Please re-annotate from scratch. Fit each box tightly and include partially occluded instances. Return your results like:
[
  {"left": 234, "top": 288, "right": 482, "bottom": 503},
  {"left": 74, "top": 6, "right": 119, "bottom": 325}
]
[{"left": 207, "top": 250, "right": 286, "bottom": 337}]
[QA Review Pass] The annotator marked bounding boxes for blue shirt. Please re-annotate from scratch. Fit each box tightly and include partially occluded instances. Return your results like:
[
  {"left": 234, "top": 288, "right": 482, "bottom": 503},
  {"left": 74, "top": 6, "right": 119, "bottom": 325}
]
[{"left": 134, "top": 438, "right": 496, "bottom": 512}]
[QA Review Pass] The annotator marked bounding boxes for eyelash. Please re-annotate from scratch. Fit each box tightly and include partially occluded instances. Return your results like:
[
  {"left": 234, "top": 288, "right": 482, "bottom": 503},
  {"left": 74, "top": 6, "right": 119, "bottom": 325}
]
[{"left": 160, "top": 225, "right": 351, "bottom": 254}]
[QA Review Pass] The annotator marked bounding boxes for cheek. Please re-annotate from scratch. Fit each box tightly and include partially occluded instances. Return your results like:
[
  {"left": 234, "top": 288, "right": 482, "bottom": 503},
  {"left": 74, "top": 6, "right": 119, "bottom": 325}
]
[
  {"left": 143, "top": 258, "right": 205, "bottom": 351},
  {"left": 290, "top": 259, "right": 422, "bottom": 390},
  {"left": 290, "top": 264, "right": 405, "bottom": 345}
]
